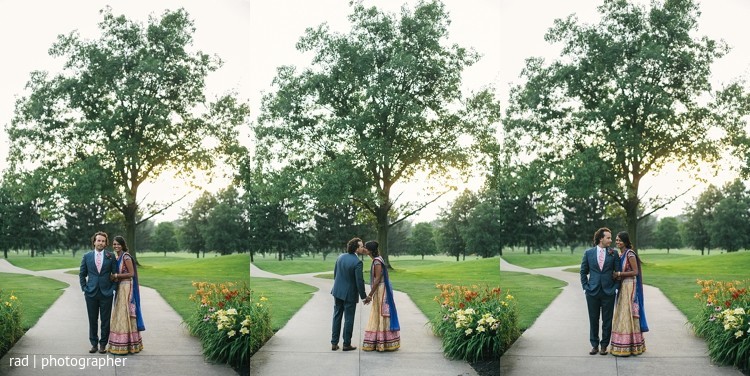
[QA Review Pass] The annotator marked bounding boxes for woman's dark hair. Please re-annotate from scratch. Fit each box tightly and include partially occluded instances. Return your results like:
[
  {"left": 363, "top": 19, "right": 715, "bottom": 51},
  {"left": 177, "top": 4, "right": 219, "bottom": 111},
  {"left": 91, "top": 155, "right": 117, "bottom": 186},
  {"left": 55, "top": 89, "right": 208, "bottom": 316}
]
[
  {"left": 365, "top": 241, "right": 379, "bottom": 257},
  {"left": 347, "top": 238, "right": 362, "bottom": 254},
  {"left": 113, "top": 235, "right": 129, "bottom": 253},
  {"left": 593, "top": 227, "right": 611, "bottom": 246},
  {"left": 616, "top": 231, "right": 633, "bottom": 249}
]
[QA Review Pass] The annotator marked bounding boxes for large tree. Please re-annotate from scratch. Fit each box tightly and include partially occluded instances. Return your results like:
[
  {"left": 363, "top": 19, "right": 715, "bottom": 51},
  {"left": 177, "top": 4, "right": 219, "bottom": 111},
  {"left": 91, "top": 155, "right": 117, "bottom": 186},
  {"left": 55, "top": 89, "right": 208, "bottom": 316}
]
[
  {"left": 256, "top": 1, "right": 500, "bottom": 268},
  {"left": 8, "top": 7, "right": 249, "bottom": 263},
  {"left": 504, "top": 0, "right": 731, "bottom": 248}
]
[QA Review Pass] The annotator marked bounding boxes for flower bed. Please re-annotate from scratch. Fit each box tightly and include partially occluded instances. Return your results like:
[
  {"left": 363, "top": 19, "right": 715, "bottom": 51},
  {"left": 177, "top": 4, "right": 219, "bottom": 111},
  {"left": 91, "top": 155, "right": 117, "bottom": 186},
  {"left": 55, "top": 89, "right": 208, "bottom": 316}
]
[
  {"left": 430, "top": 284, "right": 519, "bottom": 362},
  {"left": 0, "top": 290, "right": 22, "bottom": 358},
  {"left": 186, "top": 282, "right": 271, "bottom": 371},
  {"left": 693, "top": 279, "right": 750, "bottom": 373}
]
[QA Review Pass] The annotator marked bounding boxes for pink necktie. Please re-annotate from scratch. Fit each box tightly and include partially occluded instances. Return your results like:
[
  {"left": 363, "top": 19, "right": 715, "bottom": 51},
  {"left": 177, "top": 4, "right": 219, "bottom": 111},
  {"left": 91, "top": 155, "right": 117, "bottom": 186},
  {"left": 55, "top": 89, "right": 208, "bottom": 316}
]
[
  {"left": 598, "top": 248, "right": 604, "bottom": 270},
  {"left": 96, "top": 252, "right": 102, "bottom": 273}
]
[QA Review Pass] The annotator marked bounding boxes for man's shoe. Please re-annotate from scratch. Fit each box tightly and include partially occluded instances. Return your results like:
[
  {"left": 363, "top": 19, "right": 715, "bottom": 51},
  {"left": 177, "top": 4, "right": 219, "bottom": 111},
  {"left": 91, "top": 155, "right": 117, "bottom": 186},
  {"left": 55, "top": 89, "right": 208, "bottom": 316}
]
[
  {"left": 342, "top": 345, "right": 357, "bottom": 351},
  {"left": 599, "top": 349, "right": 609, "bottom": 355},
  {"left": 331, "top": 344, "right": 340, "bottom": 351},
  {"left": 89, "top": 346, "right": 98, "bottom": 353},
  {"left": 98, "top": 345, "right": 107, "bottom": 354},
  {"left": 589, "top": 347, "right": 598, "bottom": 355}
]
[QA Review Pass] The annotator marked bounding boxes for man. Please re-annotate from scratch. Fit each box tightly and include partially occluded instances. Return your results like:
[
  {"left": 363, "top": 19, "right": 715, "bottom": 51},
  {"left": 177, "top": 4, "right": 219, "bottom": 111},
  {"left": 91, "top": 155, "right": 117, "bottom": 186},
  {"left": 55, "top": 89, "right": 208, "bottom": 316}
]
[
  {"left": 580, "top": 227, "right": 620, "bottom": 356},
  {"left": 79, "top": 231, "right": 118, "bottom": 354},
  {"left": 330, "top": 237, "right": 370, "bottom": 351}
]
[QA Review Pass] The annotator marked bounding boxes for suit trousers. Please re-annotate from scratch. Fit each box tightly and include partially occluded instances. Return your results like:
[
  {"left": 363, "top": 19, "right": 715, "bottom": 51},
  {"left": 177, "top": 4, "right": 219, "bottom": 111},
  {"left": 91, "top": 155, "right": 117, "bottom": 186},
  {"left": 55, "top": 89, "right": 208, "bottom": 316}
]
[
  {"left": 331, "top": 297, "right": 357, "bottom": 346},
  {"left": 586, "top": 290, "right": 616, "bottom": 349},
  {"left": 85, "top": 290, "right": 114, "bottom": 347}
]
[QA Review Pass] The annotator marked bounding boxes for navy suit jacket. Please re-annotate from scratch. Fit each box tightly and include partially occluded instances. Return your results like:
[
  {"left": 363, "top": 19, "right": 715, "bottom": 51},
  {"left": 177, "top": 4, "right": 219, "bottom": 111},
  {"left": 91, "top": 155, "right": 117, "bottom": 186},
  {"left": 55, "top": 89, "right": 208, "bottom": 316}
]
[
  {"left": 580, "top": 246, "right": 620, "bottom": 297},
  {"left": 330, "top": 253, "right": 367, "bottom": 303},
  {"left": 79, "top": 250, "right": 118, "bottom": 298}
]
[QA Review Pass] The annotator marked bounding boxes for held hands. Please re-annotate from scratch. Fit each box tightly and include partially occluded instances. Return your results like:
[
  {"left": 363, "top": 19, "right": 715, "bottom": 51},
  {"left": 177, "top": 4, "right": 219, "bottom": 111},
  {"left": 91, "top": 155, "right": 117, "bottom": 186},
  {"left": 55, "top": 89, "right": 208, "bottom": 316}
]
[{"left": 363, "top": 296, "right": 372, "bottom": 305}]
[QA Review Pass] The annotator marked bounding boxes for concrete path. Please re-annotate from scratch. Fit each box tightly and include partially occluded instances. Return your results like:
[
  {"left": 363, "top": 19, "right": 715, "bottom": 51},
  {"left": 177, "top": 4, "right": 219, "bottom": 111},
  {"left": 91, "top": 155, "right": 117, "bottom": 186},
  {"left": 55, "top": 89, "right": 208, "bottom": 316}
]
[
  {"left": 249, "top": 262, "right": 477, "bottom": 376},
  {"left": 0, "top": 258, "right": 236, "bottom": 376},
  {"left": 498, "top": 257, "right": 744, "bottom": 376}
]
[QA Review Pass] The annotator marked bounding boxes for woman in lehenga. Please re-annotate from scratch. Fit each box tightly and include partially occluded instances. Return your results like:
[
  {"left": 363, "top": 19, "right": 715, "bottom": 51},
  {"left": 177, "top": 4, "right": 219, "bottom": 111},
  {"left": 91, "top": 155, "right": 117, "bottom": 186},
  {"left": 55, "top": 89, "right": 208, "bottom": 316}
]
[
  {"left": 108, "top": 236, "right": 145, "bottom": 355},
  {"left": 610, "top": 231, "right": 648, "bottom": 356},
  {"left": 362, "top": 241, "right": 400, "bottom": 352}
]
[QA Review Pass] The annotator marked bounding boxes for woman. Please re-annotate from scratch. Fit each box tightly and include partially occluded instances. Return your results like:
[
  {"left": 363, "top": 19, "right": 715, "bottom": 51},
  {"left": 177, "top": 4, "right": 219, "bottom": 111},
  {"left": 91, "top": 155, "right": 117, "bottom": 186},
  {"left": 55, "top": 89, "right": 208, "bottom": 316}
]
[
  {"left": 362, "top": 241, "right": 400, "bottom": 352},
  {"left": 610, "top": 231, "right": 648, "bottom": 356},
  {"left": 108, "top": 236, "right": 145, "bottom": 355}
]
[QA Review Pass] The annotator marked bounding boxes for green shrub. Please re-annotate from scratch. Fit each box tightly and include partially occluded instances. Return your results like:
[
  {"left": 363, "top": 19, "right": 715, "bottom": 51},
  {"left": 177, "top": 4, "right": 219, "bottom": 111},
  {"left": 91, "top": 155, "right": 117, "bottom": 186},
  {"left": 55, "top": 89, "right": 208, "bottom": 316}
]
[
  {"left": 430, "top": 284, "right": 519, "bottom": 362},
  {"left": 0, "top": 290, "right": 23, "bottom": 357},
  {"left": 185, "top": 282, "right": 271, "bottom": 370},
  {"left": 692, "top": 279, "right": 750, "bottom": 373}
]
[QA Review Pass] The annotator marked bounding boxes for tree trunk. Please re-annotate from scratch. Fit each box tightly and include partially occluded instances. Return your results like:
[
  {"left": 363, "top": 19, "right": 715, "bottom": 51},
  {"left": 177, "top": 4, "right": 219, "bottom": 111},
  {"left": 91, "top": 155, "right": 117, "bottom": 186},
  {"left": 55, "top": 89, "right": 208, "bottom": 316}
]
[
  {"left": 124, "top": 205, "right": 138, "bottom": 265},
  {"left": 376, "top": 206, "right": 391, "bottom": 269}
]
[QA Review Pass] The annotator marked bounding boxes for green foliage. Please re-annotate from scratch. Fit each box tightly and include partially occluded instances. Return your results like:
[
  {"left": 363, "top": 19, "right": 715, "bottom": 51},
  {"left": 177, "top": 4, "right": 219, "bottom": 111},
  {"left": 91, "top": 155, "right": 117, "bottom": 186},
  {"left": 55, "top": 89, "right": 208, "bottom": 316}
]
[
  {"left": 8, "top": 7, "right": 249, "bottom": 261},
  {"left": 709, "top": 180, "right": 750, "bottom": 252},
  {"left": 692, "top": 279, "right": 750, "bottom": 372},
  {"left": 683, "top": 185, "right": 722, "bottom": 253},
  {"left": 186, "top": 282, "right": 258, "bottom": 369},
  {"left": 152, "top": 221, "right": 179, "bottom": 255},
  {"left": 654, "top": 217, "right": 683, "bottom": 251},
  {"left": 430, "top": 284, "right": 519, "bottom": 362},
  {"left": 504, "top": 0, "right": 732, "bottom": 249},
  {"left": 0, "top": 289, "right": 23, "bottom": 357},
  {"left": 409, "top": 222, "right": 437, "bottom": 259},
  {"left": 256, "top": 1, "right": 501, "bottom": 267},
  {"left": 436, "top": 190, "right": 476, "bottom": 260}
]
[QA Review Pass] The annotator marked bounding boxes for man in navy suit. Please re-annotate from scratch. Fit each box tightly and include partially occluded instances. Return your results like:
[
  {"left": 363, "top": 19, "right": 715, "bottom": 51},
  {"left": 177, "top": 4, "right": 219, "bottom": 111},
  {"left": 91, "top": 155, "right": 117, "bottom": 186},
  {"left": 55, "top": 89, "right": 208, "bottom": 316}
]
[
  {"left": 79, "top": 231, "right": 118, "bottom": 354},
  {"left": 330, "top": 237, "right": 370, "bottom": 351},
  {"left": 580, "top": 227, "right": 620, "bottom": 356}
]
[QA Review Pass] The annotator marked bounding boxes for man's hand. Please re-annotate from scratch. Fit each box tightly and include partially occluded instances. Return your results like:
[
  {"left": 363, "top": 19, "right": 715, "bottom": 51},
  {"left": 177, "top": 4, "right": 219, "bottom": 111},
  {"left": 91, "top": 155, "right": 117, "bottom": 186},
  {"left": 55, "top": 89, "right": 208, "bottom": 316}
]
[{"left": 363, "top": 296, "right": 372, "bottom": 305}]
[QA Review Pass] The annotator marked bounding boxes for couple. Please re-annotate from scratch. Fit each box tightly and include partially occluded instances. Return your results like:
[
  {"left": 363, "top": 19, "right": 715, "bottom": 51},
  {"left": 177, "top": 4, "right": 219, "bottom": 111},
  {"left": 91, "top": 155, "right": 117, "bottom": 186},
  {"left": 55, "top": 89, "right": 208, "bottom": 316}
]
[
  {"left": 330, "top": 238, "right": 400, "bottom": 352},
  {"left": 580, "top": 227, "right": 649, "bottom": 357},
  {"left": 79, "top": 232, "right": 145, "bottom": 355}
]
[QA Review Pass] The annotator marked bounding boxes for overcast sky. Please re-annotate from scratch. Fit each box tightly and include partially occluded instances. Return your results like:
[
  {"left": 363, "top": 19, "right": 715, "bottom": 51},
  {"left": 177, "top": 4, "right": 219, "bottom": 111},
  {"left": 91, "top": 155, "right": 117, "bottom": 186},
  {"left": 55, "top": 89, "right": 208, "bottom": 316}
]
[{"left": 0, "top": 0, "right": 747, "bottom": 222}]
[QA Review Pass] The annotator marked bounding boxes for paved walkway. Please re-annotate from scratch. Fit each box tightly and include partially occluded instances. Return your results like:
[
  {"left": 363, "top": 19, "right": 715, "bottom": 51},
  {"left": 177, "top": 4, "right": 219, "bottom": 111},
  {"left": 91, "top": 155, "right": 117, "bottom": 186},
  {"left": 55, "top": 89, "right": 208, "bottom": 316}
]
[
  {"left": 498, "top": 257, "right": 744, "bottom": 376},
  {"left": 249, "top": 262, "right": 477, "bottom": 376},
  {"left": 0, "top": 258, "right": 236, "bottom": 376}
]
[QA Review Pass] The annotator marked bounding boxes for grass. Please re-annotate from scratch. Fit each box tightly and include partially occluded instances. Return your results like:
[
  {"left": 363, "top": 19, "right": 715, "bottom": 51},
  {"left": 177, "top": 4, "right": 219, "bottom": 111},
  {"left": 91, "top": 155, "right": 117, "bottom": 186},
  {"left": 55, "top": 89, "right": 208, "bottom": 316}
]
[
  {"left": 4, "top": 252, "right": 82, "bottom": 271},
  {"left": 501, "top": 252, "right": 582, "bottom": 269},
  {"left": 639, "top": 251, "right": 750, "bottom": 321},
  {"left": 137, "top": 252, "right": 314, "bottom": 331},
  {"left": 257, "top": 255, "right": 565, "bottom": 330},
  {"left": 507, "top": 248, "right": 750, "bottom": 325},
  {"left": 0, "top": 273, "right": 68, "bottom": 329},
  {"left": 247, "top": 277, "right": 317, "bottom": 330}
]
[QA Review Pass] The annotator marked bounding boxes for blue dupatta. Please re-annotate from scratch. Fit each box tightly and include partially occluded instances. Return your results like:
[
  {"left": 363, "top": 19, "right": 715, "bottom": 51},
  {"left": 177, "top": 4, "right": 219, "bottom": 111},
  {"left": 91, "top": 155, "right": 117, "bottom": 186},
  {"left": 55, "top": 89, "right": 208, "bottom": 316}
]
[
  {"left": 371, "top": 256, "right": 400, "bottom": 331},
  {"left": 621, "top": 249, "right": 649, "bottom": 332},
  {"left": 117, "top": 253, "right": 146, "bottom": 331}
]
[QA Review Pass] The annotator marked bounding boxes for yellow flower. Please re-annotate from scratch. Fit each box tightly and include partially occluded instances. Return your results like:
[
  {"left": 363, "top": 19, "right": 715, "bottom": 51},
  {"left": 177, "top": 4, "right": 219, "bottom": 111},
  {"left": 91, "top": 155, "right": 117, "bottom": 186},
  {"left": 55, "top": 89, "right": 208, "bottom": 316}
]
[
  {"left": 735, "top": 330, "right": 744, "bottom": 339},
  {"left": 260, "top": 296, "right": 268, "bottom": 302},
  {"left": 465, "top": 328, "right": 473, "bottom": 335},
  {"left": 506, "top": 294, "right": 514, "bottom": 300},
  {"left": 10, "top": 295, "right": 17, "bottom": 301},
  {"left": 477, "top": 325, "right": 486, "bottom": 333},
  {"left": 240, "top": 327, "right": 250, "bottom": 335},
  {"left": 228, "top": 330, "right": 236, "bottom": 338},
  {"left": 4, "top": 302, "right": 10, "bottom": 307}
]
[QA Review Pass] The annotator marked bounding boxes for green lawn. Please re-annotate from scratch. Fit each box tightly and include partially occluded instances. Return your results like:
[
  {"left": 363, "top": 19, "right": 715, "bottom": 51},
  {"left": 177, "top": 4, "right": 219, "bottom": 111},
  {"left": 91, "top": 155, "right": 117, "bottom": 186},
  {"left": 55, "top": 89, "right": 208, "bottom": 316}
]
[
  {"left": 256, "top": 256, "right": 565, "bottom": 330},
  {"left": 248, "top": 277, "right": 317, "bottom": 330},
  {"left": 0, "top": 273, "right": 68, "bottom": 329},
  {"left": 501, "top": 252, "right": 582, "bottom": 269},
  {"left": 4, "top": 252, "right": 82, "bottom": 271},
  {"left": 506, "top": 249, "right": 750, "bottom": 324}
]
